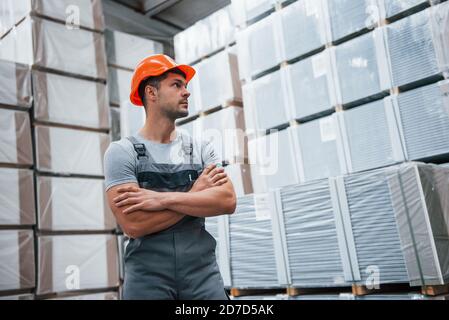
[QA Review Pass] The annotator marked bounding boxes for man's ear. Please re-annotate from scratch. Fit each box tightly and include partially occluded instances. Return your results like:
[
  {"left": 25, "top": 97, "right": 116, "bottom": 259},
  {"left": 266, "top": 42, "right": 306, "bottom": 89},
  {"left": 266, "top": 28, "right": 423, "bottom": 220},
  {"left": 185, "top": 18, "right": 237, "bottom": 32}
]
[{"left": 145, "top": 85, "right": 157, "bottom": 102}]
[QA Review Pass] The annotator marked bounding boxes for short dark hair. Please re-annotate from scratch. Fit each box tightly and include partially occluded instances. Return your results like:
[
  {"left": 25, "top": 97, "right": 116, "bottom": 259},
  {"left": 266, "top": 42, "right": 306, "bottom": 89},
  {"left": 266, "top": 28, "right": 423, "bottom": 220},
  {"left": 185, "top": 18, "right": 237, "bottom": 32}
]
[{"left": 138, "top": 68, "right": 186, "bottom": 107}]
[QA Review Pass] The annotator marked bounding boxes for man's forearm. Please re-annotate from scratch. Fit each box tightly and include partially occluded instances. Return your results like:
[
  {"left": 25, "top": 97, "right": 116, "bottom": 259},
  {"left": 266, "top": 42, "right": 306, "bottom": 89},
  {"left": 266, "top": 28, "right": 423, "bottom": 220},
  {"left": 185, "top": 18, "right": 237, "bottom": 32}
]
[
  {"left": 161, "top": 186, "right": 236, "bottom": 217},
  {"left": 120, "top": 209, "right": 184, "bottom": 238}
]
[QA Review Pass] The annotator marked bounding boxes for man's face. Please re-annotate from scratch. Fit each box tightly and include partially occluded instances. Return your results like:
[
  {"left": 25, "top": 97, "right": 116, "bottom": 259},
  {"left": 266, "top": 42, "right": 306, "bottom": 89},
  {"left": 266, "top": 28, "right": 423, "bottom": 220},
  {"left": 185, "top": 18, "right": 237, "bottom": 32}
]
[{"left": 156, "top": 72, "right": 190, "bottom": 120}]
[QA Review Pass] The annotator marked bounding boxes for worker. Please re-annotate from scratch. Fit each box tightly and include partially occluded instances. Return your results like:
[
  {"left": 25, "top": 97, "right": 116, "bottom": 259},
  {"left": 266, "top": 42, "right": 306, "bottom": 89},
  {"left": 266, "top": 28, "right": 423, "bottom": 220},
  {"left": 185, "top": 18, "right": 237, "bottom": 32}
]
[{"left": 104, "top": 54, "right": 237, "bottom": 300}]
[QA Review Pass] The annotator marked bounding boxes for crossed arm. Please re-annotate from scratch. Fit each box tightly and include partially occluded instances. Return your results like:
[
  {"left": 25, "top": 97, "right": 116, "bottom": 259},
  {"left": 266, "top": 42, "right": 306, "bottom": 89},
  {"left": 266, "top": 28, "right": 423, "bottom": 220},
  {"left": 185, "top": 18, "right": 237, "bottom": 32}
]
[{"left": 106, "top": 164, "right": 237, "bottom": 239}]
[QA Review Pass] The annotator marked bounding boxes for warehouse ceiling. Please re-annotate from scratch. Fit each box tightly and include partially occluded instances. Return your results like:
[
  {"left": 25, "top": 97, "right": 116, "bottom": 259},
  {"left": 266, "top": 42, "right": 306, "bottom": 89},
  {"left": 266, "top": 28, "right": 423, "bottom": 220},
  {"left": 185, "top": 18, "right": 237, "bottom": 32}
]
[{"left": 107, "top": 0, "right": 231, "bottom": 31}]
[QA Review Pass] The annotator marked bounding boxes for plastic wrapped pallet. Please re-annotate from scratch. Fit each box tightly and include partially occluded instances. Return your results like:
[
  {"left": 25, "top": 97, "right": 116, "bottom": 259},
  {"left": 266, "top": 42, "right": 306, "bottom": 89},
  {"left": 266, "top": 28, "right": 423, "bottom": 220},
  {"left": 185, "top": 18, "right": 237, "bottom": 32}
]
[
  {"left": 33, "top": 70, "right": 109, "bottom": 129},
  {"left": 109, "top": 107, "right": 121, "bottom": 142},
  {"left": 285, "top": 50, "right": 337, "bottom": 120},
  {"left": 225, "top": 164, "right": 253, "bottom": 197},
  {"left": 37, "top": 234, "right": 120, "bottom": 295},
  {"left": 174, "top": 5, "right": 236, "bottom": 64},
  {"left": 232, "top": 0, "right": 276, "bottom": 26},
  {"left": 0, "top": 60, "right": 32, "bottom": 108},
  {"left": 331, "top": 29, "right": 391, "bottom": 106},
  {"left": 386, "top": 163, "right": 449, "bottom": 286},
  {"left": 48, "top": 291, "right": 119, "bottom": 300},
  {"left": 336, "top": 97, "right": 405, "bottom": 173},
  {"left": 0, "top": 168, "right": 35, "bottom": 226},
  {"left": 248, "top": 129, "right": 299, "bottom": 193},
  {"left": 107, "top": 67, "right": 133, "bottom": 106},
  {"left": 290, "top": 115, "right": 347, "bottom": 182},
  {"left": 385, "top": 4, "right": 449, "bottom": 88},
  {"left": 120, "top": 100, "right": 146, "bottom": 138},
  {"left": 0, "top": 16, "right": 107, "bottom": 80},
  {"left": 392, "top": 80, "right": 449, "bottom": 161},
  {"left": 242, "top": 69, "right": 290, "bottom": 132},
  {"left": 205, "top": 215, "right": 231, "bottom": 287},
  {"left": 0, "top": 0, "right": 104, "bottom": 34},
  {"left": 322, "top": 0, "right": 380, "bottom": 42},
  {"left": 198, "top": 107, "right": 246, "bottom": 164},
  {"left": 380, "top": 0, "right": 430, "bottom": 20},
  {"left": 196, "top": 50, "right": 241, "bottom": 112},
  {"left": 36, "top": 176, "right": 115, "bottom": 231},
  {"left": 278, "top": 0, "right": 327, "bottom": 61},
  {"left": 273, "top": 179, "right": 350, "bottom": 287},
  {"left": 228, "top": 193, "right": 288, "bottom": 288},
  {"left": 236, "top": 12, "right": 283, "bottom": 80},
  {"left": 105, "top": 29, "right": 163, "bottom": 70},
  {"left": 35, "top": 125, "right": 110, "bottom": 176},
  {"left": 0, "top": 108, "right": 33, "bottom": 166},
  {"left": 0, "top": 294, "right": 34, "bottom": 300},
  {"left": 0, "top": 230, "right": 35, "bottom": 292},
  {"left": 334, "top": 167, "right": 410, "bottom": 285}
]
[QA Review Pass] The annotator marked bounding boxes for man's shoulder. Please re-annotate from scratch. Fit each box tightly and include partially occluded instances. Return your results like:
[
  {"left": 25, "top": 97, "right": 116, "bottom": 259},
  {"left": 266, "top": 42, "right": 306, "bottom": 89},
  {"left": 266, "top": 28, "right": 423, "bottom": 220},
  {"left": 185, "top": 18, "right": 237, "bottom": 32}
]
[{"left": 105, "top": 137, "right": 135, "bottom": 159}]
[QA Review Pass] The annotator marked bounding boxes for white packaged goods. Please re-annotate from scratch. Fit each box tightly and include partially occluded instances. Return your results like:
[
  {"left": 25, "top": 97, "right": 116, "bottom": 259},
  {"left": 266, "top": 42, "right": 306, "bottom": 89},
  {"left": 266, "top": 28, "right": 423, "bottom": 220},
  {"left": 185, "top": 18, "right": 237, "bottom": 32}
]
[
  {"left": 107, "top": 67, "right": 133, "bottom": 106},
  {"left": 36, "top": 176, "right": 116, "bottom": 231},
  {"left": 0, "top": 60, "right": 32, "bottom": 108},
  {"left": 37, "top": 234, "right": 119, "bottom": 294},
  {"left": 385, "top": 4, "right": 449, "bottom": 88},
  {"left": 336, "top": 97, "right": 405, "bottom": 173},
  {"left": 0, "top": 230, "right": 35, "bottom": 291},
  {"left": 120, "top": 100, "right": 146, "bottom": 138},
  {"left": 105, "top": 29, "right": 163, "bottom": 70},
  {"left": 196, "top": 50, "right": 241, "bottom": 111},
  {"left": 331, "top": 29, "right": 391, "bottom": 106},
  {"left": 0, "top": 0, "right": 105, "bottom": 35},
  {"left": 0, "top": 16, "right": 107, "bottom": 80},
  {"left": 35, "top": 125, "right": 110, "bottom": 176},
  {"left": 224, "top": 163, "right": 253, "bottom": 197},
  {"left": 232, "top": 0, "right": 276, "bottom": 26},
  {"left": 237, "top": 12, "right": 283, "bottom": 80},
  {"left": 33, "top": 70, "right": 109, "bottom": 129},
  {"left": 0, "top": 168, "right": 35, "bottom": 226},
  {"left": 0, "top": 108, "right": 33, "bottom": 166}
]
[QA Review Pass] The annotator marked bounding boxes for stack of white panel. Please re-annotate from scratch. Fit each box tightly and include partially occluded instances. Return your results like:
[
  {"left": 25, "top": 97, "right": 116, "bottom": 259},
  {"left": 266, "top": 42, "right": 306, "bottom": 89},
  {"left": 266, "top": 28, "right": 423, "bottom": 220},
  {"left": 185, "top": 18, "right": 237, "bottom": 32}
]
[
  {"left": 32, "top": 70, "right": 109, "bottom": 130},
  {"left": 228, "top": 193, "right": 288, "bottom": 288},
  {"left": 174, "top": 5, "right": 236, "bottom": 64},
  {"left": 331, "top": 29, "right": 391, "bottom": 106},
  {"left": 380, "top": 0, "right": 429, "bottom": 19},
  {"left": 285, "top": 49, "right": 337, "bottom": 120},
  {"left": 195, "top": 49, "right": 242, "bottom": 112},
  {"left": 36, "top": 176, "right": 116, "bottom": 231},
  {"left": 0, "top": 0, "right": 105, "bottom": 35},
  {"left": 248, "top": 129, "right": 299, "bottom": 193},
  {"left": 336, "top": 97, "right": 405, "bottom": 173},
  {"left": 119, "top": 100, "right": 146, "bottom": 139},
  {"left": 275, "top": 179, "right": 350, "bottom": 288},
  {"left": 105, "top": 29, "right": 163, "bottom": 70},
  {"left": 242, "top": 68, "right": 290, "bottom": 132},
  {"left": 0, "top": 108, "right": 33, "bottom": 167},
  {"left": 0, "top": 60, "right": 32, "bottom": 108},
  {"left": 34, "top": 125, "right": 110, "bottom": 176},
  {"left": 225, "top": 164, "right": 253, "bottom": 197},
  {"left": 335, "top": 167, "right": 410, "bottom": 285},
  {"left": 237, "top": 12, "right": 283, "bottom": 80},
  {"left": 290, "top": 115, "right": 347, "bottom": 182},
  {"left": 107, "top": 67, "right": 133, "bottom": 107},
  {"left": 387, "top": 163, "right": 449, "bottom": 287},
  {"left": 392, "top": 80, "right": 449, "bottom": 161},
  {"left": 232, "top": 0, "right": 276, "bottom": 26},
  {"left": 278, "top": 0, "right": 327, "bottom": 61},
  {"left": 198, "top": 106, "right": 246, "bottom": 164},
  {"left": 385, "top": 4, "right": 449, "bottom": 88},
  {"left": 0, "top": 230, "right": 35, "bottom": 293},
  {"left": 322, "top": 0, "right": 381, "bottom": 43},
  {"left": 36, "top": 234, "right": 120, "bottom": 295}
]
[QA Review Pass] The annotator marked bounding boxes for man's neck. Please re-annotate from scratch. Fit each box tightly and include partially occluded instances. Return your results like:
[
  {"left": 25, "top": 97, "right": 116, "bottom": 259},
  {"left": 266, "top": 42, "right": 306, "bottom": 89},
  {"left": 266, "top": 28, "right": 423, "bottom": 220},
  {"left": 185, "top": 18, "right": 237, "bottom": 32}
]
[{"left": 139, "top": 113, "right": 177, "bottom": 144}]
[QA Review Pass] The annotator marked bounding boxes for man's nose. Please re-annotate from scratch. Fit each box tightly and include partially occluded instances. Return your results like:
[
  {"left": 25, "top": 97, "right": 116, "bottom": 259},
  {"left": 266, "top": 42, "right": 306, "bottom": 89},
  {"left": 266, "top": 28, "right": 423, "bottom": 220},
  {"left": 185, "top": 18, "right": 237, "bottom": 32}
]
[{"left": 182, "top": 87, "right": 190, "bottom": 98}]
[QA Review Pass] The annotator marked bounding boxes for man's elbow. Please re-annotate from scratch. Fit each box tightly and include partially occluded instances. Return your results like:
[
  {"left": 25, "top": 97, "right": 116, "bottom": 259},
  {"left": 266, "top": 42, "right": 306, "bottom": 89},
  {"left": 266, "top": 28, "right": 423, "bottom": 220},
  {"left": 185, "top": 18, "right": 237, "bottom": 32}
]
[
  {"left": 122, "top": 221, "right": 144, "bottom": 239},
  {"left": 223, "top": 191, "right": 237, "bottom": 215}
]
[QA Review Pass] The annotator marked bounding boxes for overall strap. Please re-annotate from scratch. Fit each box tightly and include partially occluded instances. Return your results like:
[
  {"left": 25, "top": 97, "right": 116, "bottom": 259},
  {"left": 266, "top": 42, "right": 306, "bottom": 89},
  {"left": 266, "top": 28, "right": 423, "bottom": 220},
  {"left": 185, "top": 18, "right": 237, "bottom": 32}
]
[{"left": 126, "top": 136, "right": 155, "bottom": 163}]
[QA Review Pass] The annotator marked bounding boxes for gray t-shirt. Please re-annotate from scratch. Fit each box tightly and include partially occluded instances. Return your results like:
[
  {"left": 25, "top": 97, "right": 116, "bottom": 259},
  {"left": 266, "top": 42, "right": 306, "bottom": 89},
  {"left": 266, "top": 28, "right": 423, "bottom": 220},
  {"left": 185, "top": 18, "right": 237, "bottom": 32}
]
[{"left": 104, "top": 131, "right": 221, "bottom": 191}]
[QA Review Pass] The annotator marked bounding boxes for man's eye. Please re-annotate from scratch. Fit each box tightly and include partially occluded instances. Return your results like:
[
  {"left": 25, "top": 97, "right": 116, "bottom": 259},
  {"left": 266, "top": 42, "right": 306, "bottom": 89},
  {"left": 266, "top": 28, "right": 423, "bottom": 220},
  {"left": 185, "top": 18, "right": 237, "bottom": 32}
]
[{"left": 174, "top": 83, "right": 180, "bottom": 88}]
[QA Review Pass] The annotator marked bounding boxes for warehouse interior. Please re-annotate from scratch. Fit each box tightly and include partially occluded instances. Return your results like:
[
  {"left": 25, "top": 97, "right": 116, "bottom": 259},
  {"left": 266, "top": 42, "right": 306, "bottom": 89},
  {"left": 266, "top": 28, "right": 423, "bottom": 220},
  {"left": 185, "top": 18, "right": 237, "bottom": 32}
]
[{"left": 1, "top": 0, "right": 449, "bottom": 300}]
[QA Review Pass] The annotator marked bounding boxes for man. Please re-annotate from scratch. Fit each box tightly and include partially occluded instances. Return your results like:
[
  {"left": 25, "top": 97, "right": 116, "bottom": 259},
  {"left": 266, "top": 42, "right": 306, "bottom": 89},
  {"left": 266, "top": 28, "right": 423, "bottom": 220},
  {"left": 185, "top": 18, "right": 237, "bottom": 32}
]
[{"left": 104, "top": 54, "right": 237, "bottom": 300}]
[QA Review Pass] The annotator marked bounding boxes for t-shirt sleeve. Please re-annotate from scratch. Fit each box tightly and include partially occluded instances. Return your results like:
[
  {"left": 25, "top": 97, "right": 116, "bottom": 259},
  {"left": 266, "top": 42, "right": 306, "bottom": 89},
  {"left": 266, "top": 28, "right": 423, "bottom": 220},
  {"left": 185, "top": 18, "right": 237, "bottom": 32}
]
[
  {"left": 201, "top": 138, "right": 222, "bottom": 168},
  {"left": 103, "top": 142, "right": 138, "bottom": 191}
]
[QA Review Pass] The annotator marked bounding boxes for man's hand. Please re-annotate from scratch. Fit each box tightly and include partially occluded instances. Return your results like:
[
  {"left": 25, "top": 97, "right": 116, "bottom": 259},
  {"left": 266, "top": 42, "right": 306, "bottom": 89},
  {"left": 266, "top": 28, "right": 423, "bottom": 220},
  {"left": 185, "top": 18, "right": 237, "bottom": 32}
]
[
  {"left": 113, "top": 186, "right": 166, "bottom": 214},
  {"left": 190, "top": 164, "right": 228, "bottom": 192},
  {"left": 113, "top": 164, "right": 228, "bottom": 215}
]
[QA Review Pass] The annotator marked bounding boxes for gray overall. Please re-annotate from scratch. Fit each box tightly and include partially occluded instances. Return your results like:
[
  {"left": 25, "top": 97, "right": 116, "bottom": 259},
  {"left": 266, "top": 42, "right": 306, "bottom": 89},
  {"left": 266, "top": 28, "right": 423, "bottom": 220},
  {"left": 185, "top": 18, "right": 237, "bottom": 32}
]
[{"left": 122, "top": 135, "right": 229, "bottom": 300}]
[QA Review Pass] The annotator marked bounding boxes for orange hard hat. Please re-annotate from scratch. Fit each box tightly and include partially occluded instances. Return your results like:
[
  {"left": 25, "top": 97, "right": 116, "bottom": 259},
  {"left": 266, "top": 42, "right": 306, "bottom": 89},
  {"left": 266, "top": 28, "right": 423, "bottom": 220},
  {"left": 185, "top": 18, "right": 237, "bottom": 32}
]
[{"left": 129, "top": 54, "right": 196, "bottom": 106}]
